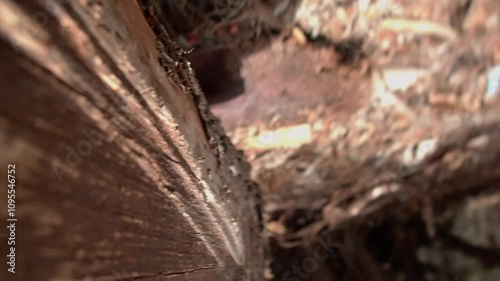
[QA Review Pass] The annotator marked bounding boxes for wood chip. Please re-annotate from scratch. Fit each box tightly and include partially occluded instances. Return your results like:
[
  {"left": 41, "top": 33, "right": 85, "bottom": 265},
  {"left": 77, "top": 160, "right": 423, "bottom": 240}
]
[
  {"left": 380, "top": 18, "right": 458, "bottom": 41},
  {"left": 292, "top": 26, "right": 307, "bottom": 46},
  {"left": 243, "top": 124, "right": 312, "bottom": 150}
]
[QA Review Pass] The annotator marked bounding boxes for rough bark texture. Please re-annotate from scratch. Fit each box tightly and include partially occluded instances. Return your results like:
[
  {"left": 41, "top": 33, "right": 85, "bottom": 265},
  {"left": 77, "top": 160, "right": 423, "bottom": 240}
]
[{"left": 0, "top": 1, "right": 265, "bottom": 280}]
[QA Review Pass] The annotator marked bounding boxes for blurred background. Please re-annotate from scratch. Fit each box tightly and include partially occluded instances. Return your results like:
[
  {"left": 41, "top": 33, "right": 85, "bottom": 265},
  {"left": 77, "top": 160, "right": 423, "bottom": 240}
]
[{"left": 149, "top": 0, "right": 500, "bottom": 280}]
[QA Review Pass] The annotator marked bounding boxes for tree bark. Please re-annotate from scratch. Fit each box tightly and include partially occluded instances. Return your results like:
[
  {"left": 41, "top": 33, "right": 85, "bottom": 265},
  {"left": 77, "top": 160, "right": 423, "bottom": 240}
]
[{"left": 0, "top": 1, "right": 265, "bottom": 280}]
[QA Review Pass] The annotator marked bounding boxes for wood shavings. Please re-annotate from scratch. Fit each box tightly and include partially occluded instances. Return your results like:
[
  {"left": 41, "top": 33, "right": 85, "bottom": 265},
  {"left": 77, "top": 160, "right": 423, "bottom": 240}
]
[
  {"left": 379, "top": 18, "right": 458, "bottom": 41},
  {"left": 292, "top": 26, "right": 308, "bottom": 46},
  {"left": 243, "top": 124, "right": 313, "bottom": 150}
]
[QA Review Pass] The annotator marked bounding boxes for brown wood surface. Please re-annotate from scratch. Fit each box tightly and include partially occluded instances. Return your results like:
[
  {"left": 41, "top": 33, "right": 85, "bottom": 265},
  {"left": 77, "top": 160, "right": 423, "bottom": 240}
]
[{"left": 0, "top": 1, "right": 265, "bottom": 280}]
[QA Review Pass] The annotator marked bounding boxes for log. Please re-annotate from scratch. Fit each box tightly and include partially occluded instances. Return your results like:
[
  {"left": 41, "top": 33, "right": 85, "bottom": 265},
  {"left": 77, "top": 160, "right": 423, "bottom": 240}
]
[{"left": 0, "top": 0, "right": 265, "bottom": 280}]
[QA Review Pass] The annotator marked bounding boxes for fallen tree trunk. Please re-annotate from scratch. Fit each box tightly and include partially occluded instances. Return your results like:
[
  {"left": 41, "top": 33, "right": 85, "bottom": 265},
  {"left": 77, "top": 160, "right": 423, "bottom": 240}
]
[{"left": 0, "top": 1, "right": 265, "bottom": 280}]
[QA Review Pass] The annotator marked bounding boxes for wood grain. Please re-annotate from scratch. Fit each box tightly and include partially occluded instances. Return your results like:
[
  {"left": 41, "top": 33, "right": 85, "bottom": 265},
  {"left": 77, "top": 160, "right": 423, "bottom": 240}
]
[{"left": 0, "top": 1, "right": 265, "bottom": 280}]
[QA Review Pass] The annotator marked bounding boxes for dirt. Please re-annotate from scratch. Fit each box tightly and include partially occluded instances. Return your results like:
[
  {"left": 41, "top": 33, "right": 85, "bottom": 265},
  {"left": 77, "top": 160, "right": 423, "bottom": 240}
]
[{"left": 209, "top": 39, "right": 370, "bottom": 130}]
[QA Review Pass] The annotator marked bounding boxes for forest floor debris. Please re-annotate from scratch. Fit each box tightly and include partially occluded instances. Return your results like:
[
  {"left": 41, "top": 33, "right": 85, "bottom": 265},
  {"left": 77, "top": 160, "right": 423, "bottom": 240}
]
[{"left": 156, "top": 0, "right": 500, "bottom": 280}]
